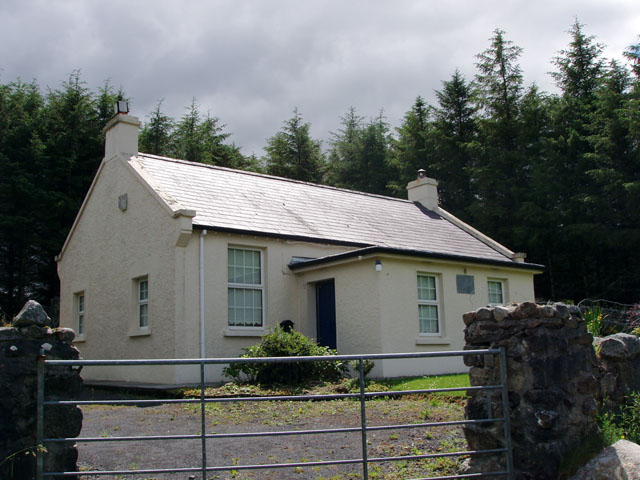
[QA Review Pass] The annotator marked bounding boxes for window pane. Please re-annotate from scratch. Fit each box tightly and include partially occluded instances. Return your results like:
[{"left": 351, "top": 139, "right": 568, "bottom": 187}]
[
  {"left": 228, "top": 287, "right": 263, "bottom": 327},
  {"left": 139, "top": 280, "right": 148, "bottom": 301},
  {"left": 419, "top": 305, "right": 439, "bottom": 334},
  {"left": 488, "top": 281, "right": 503, "bottom": 304},
  {"left": 229, "top": 248, "right": 261, "bottom": 284},
  {"left": 418, "top": 275, "right": 436, "bottom": 301},
  {"left": 139, "top": 304, "right": 148, "bottom": 327}
]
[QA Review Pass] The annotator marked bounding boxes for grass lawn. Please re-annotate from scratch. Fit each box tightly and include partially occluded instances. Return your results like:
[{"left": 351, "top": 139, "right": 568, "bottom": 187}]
[{"left": 380, "top": 373, "right": 470, "bottom": 397}]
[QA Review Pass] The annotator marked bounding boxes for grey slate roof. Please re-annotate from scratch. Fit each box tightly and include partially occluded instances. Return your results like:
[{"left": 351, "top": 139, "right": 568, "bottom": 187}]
[{"left": 135, "top": 154, "right": 521, "bottom": 266}]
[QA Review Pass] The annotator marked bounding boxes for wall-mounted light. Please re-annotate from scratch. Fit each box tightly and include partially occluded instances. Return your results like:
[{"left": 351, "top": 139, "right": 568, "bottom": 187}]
[{"left": 375, "top": 260, "right": 382, "bottom": 272}]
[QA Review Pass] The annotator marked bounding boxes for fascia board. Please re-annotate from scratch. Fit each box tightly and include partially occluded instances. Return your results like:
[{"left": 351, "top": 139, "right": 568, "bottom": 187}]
[
  {"left": 56, "top": 153, "right": 196, "bottom": 262},
  {"left": 434, "top": 206, "right": 516, "bottom": 259},
  {"left": 124, "top": 155, "right": 196, "bottom": 219}
]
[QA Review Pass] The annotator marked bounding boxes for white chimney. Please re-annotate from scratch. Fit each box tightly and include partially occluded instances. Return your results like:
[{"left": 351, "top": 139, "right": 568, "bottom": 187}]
[
  {"left": 103, "top": 103, "right": 141, "bottom": 160},
  {"left": 407, "top": 169, "right": 439, "bottom": 209}
]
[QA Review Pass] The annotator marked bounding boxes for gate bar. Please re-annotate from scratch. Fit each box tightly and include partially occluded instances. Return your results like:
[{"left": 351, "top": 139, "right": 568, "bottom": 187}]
[
  {"left": 36, "top": 353, "right": 45, "bottom": 480},
  {"left": 499, "top": 347, "right": 515, "bottom": 479}
]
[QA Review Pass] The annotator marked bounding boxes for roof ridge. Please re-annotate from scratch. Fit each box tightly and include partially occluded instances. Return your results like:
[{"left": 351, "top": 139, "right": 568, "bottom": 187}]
[{"left": 137, "top": 152, "right": 413, "bottom": 205}]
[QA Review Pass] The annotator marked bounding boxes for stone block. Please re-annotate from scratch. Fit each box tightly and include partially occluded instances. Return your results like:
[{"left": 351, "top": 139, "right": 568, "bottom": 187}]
[
  {"left": 569, "top": 333, "right": 594, "bottom": 345},
  {"left": 476, "top": 307, "right": 494, "bottom": 321},
  {"left": 55, "top": 328, "right": 76, "bottom": 343},
  {"left": 524, "top": 388, "right": 564, "bottom": 409},
  {"left": 582, "top": 397, "right": 598, "bottom": 416},
  {"left": 541, "top": 317, "right": 564, "bottom": 328},
  {"left": 462, "top": 311, "right": 477, "bottom": 326},
  {"left": 600, "top": 333, "right": 640, "bottom": 360},
  {"left": 493, "top": 306, "right": 511, "bottom": 321},
  {"left": 569, "top": 305, "right": 582, "bottom": 317},
  {"left": 569, "top": 440, "right": 640, "bottom": 480},
  {"left": 12, "top": 300, "right": 52, "bottom": 327},
  {"left": 565, "top": 316, "right": 578, "bottom": 329},
  {"left": 555, "top": 303, "right": 571, "bottom": 320},
  {"left": 541, "top": 305, "right": 555, "bottom": 318},
  {"left": 513, "top": 301, "right": 540, "bottom": 319},
  {"left": 535, "top": 409, "right": 559, "bottom": 429},
  {"left": 576, "top": 374, "right": 598, "bottom": 394}
]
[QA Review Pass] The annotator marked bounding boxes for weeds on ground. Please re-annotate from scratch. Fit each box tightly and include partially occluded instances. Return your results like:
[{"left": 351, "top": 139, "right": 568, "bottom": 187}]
[{"left": 0, "top": 445, "right": 47, "bottom": 479}]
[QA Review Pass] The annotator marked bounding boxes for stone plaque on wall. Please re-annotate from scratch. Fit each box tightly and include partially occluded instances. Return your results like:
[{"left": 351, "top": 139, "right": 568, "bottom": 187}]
[{"left": 456, "top": 274, "right": 475, "bottom": 294}]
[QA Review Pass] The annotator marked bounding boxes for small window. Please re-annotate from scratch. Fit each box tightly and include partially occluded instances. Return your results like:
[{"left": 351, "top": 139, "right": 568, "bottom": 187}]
[
  {"left": 228, "top": 248, "right": 264, "bottom": 328},
  {"left": 488, "top": 279, "right": 505, "bottom": 305},
  {"left": 137, "top": 278, "right": 149, "bottom": 328},
  {"left": 76, "top": 293, "right": 85, "bottom": 336},
  {"left": 418, "top": 274, "right": 440, "bottom": 335}
]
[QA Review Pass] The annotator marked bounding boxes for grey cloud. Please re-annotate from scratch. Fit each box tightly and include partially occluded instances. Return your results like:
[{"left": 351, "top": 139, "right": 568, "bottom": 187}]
[{"left": 1, "top": 0, "right": 638, "bottom": 155}]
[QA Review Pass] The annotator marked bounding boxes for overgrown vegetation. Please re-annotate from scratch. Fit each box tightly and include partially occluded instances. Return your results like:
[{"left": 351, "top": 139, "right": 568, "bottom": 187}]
[
  {"left": 222, "top": 327, "right": 348, "bottom": 385},
  {"left": 584, "top": 305, "right": 606, "bottom": 337},
  {"left": 0, "top": 445, "right": 47, "bottom": 479},
  {"left": 597, "top": 392, "right": 640, "bottom": 445},
  {"left": 581, "top": 301, "right": 640, "bottom": 336}
]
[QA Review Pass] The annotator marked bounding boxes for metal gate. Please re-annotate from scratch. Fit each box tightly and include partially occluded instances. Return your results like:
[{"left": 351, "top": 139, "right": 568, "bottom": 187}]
[{"left": 37, "top": 349, "right": 514, "bottom": 479}]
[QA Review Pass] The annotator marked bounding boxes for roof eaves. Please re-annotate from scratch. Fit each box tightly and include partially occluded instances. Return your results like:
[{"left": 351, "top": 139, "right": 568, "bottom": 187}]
[
  {"left": 288, "top": 246, "right": 545, "bottom": 272},
  {"left": 194, "top": 224, "right": 371, "bottom": 249},
  {"left": 433, "top": 205, "right": 517, "bottom": 259}
]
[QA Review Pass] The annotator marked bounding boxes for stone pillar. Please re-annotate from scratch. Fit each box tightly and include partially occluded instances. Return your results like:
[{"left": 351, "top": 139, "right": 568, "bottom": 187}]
[
  {"left": 463, "top": 302, "right": 599, "bottom": 480},
  {"left": 0, "top": 300, "right": 83, "bottom": 480}
]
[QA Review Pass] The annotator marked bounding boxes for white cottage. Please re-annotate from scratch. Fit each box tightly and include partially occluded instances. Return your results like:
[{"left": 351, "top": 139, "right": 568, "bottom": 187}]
[{"left": 57, "top": 111, "right": 542, "bottom": 385}]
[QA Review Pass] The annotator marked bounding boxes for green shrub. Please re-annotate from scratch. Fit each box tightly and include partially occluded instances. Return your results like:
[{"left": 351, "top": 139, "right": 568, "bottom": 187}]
[
  {"left": 349, "top": 359, "right": 375, "bottom": 377},
  {"left": 222, "top": 327, "right": 348, "bottom": 386}
]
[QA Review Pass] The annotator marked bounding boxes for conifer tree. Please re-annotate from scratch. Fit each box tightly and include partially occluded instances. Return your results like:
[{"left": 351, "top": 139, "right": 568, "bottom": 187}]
[
  {"left": 264, "top": 108, "right": 324, "bottom": 183},
  {"left": 390, "top": 97, "right": 432, "bottom": 197},
  {"left": 430, "top": 71, "right": 477, "bottom": 217},
  {"left": 469, "top": 29, "right": 525, "bottom": 244},
  {"left": 139, "top": 100, "right": 173, "bottom": 156}
]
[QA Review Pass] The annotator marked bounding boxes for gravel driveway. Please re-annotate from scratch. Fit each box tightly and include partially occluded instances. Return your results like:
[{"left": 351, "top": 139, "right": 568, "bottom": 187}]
[{"left": 74, "top": 389, "right": 468, "bottom": 480}]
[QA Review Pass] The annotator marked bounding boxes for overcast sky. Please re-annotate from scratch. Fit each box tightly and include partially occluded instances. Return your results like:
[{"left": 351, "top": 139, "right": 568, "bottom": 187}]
[{"left": 1, "top": 0, "right": 638, "bottom": 155}]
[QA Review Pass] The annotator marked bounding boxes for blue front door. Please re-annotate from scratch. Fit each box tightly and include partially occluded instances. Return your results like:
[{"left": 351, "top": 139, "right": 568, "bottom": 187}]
[{"left": 316, "top": 280, "right": 337, "bottom": 350}]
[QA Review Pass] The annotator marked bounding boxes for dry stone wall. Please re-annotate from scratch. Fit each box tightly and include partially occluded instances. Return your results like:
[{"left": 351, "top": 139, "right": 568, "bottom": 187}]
[
  {"left": 594, "top": 332, "right": 640, "bottom": 408},
  {"left": 463, "top": 302, "right": 600, "bottom": 480},
  {"left": 0, "top": 300, "right": 82, "bottom": 480}
]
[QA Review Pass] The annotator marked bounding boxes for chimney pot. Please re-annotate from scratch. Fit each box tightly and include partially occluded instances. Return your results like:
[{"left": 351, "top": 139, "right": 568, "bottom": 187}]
[
  {"left": 417, "top": 169, "right": 426, "bottom": 179},
  {"left": 114, "top": 101, "right": 130, "bottom": 115}
]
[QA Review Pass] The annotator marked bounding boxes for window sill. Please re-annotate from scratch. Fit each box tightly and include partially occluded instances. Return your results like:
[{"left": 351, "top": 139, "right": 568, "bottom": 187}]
[
  {"left": 129, "top": 329, "right": 151, "bottom": 337},
  {"left": 224, "top": 328, "right": 265, "bottom": 337},
  {"left": 74, "top": 335, "right": 86, "bottom": 343},
  {"left": 415, "top": 337, "right": 451, "bottom": 345}
]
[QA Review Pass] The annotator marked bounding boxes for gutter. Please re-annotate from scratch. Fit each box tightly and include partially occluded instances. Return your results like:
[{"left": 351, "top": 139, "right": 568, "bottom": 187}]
[{"left": 288, "top": 246, "right": 545, "bottom": 272}]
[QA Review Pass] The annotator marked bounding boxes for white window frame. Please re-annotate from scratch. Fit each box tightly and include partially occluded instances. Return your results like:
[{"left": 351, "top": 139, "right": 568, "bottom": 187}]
[
  {"left": 137, "top": 277, "right": 149, "bottom": 329},
  {"left": 488, "top": 279, "right": 505, "bottom": 305},
  {"left": 227, "top": 247, "right": 264, "bottom": 329},
  {"left": 75, "top": 292, "right": 85, "bottom": 339},
  {"left": 417, "top": 273, "right": 441, "bottom": 336}
]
